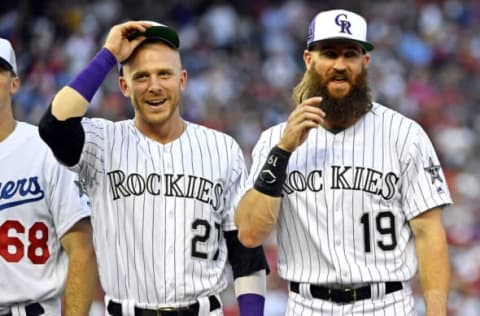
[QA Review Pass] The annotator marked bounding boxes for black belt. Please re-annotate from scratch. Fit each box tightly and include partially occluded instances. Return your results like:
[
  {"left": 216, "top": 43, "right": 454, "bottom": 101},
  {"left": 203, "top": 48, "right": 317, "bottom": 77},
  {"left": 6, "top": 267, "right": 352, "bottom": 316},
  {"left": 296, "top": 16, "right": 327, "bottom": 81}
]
[
  {"left": 1, "top": 302, "right": 44, "bottom": 316},
  {"left": 107, "top": 296, "right": 221, "bottom": 316},
  {"left": 290, "top": 281, "right": 403, "bottom": 304}
]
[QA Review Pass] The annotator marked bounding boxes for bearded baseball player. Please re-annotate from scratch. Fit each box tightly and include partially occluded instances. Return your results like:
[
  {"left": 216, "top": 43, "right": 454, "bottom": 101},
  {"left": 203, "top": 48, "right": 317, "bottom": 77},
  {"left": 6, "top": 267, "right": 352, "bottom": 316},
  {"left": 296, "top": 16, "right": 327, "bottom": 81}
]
[
  {"left": 235, "top": 9, "right": 452, "bottom": 316},
  {"left": 0, "top": 38, "right": 96, "bottom": 315},
  {"left": 38, "top": 21, "right": 268, "bottom": 315}
]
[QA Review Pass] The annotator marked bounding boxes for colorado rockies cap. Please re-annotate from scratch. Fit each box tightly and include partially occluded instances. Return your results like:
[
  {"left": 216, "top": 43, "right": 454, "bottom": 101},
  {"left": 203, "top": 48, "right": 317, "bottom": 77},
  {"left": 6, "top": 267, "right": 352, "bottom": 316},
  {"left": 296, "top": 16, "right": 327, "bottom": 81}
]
[
  {"left": 307, "top": 9, "right": 374, "bottom": 51},
  {"left": 127, "top": 21, "right": 179, "bottom": 49},
  {"left": 119, "top": 21, "right": 180, "bottom": 74},
  {"left": 0, "top": 38, "right": 17, "bottom": 75}
]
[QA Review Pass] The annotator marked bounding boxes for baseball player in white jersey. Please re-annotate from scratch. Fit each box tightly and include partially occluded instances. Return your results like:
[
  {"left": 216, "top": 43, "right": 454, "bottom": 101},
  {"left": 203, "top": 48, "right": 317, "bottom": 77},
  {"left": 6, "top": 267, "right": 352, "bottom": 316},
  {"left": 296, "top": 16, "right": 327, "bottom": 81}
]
[
  {"left": 0, "top": 38, "right": 97, "bottom": 315},
  {"left": 235, "top": 9, "right": 452, "bottom": 316},
  {"left": 38, "top": 21, "right": 269, "bottom": 315}
]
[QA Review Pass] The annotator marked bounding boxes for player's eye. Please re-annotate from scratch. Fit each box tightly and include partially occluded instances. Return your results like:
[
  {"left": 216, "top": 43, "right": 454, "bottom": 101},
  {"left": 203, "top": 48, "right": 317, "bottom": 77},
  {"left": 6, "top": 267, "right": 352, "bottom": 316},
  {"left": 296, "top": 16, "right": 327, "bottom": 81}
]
[
  {"left": 321, "top": 51, "right": 338, "bottom": 59},
  {"left": 158, "top": 70, "right": 173, "bottom": 79},
  {"left": 133, "top": 73, "right": 149, "bottom": 81},
  {"left": 344, "top": 50, "right": 361, "bottom": 58}
]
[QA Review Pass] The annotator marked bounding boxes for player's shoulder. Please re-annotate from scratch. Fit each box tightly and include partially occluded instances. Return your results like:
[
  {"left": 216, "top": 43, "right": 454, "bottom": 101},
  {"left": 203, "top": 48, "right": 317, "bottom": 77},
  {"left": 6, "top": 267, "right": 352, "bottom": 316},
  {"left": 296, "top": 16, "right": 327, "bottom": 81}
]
[
  {"left": 371, "top": 102, "right": 421, "bottom": 127},
  {"left": 14, "top": 121, "right": 51, "bottom": 149},
  {"left": 81, "top": 116, "right": 119, "bottom": 128},
  {"left": 3, "top": 122, "right": 61, "bottom": 168},
  {"left": 371, "top": 102, "right": 428, "bottom": 139},
  {"left": 186, "top": 121, "right": 239, "bottom": 145},
  {"left": 81, "top": 117, "right": 133, "bottom": 134},
  {"left": 257, "top": 121, "right": 287, "bottom": 144},
  {"left": 15, "top": 120, "right": 37, "bottom": 135}
]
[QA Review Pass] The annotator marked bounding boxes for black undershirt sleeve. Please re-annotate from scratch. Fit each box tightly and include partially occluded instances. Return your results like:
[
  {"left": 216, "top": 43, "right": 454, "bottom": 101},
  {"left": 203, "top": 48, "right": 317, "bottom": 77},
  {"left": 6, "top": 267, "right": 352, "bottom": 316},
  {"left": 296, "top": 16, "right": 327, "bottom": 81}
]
[
  {"left": 38, "top": 105, "right": 85, "bottom": 167},
  {"left": 225, "top": 230, "right": 270, "bottom": 279}
]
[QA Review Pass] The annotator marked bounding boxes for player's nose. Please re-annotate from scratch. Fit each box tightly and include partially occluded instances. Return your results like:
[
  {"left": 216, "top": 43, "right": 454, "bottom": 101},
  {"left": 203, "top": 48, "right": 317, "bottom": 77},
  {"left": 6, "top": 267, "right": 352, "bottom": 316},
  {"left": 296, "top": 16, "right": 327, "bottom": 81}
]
[
  {"left": 147, "top": 76, "right": 164, "bottom": 93},
  {"left": 332, "top": 57, "right": 347, "bottom": 72}
]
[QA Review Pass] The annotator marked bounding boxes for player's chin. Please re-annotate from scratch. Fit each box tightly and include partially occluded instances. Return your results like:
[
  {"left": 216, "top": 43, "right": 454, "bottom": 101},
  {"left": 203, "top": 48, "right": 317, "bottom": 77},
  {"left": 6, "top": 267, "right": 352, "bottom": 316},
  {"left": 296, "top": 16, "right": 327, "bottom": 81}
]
[
  {"left": 327, "top": 84, "right": 351, "bottom": 99},
  {"left": 138, "top": 103, "right": 168, "bottom": 116},
  {"left": 137, "top": 107, "right": 166, "bottom": 121}
]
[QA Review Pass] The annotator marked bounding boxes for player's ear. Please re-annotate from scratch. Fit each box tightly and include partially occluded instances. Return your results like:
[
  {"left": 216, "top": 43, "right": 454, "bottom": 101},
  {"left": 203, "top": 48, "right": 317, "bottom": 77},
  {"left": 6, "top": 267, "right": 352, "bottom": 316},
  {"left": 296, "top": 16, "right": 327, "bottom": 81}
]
[
  {"left": 10, "top": 76, "right": 20, "bottom": 94},
  {"left": 179, "top": 69, "right": 187, "bottom": 91},
  {"left": 303, "top": 49, "right": 313, "bottom": 71},
  {"left": 118, "top": 76, "right": 130, "bottom": 97},
  {"left": 363, "top": 53, "right": 371, "bottom": 67}
]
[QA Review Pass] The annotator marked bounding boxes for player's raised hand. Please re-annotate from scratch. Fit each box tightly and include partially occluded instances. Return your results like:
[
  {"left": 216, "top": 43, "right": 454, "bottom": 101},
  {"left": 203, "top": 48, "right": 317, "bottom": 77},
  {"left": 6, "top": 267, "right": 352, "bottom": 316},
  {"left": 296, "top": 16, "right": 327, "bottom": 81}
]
[
  {"left": 278, "top": 96, "right": 325, "bottom": 152},
  {"left": 103, "top": 21, "right": 152, "bottom": 63}
]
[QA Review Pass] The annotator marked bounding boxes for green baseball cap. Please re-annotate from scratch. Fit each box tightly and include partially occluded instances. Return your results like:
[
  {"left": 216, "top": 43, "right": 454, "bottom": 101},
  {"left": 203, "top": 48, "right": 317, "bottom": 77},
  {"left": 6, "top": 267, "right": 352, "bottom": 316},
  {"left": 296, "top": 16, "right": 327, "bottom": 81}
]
[
  {"left": 127, "top": 21, "right": 179, "bottom": 49},
  {"left": 119, "top": 22, "right": 180, "bottom": 74}
]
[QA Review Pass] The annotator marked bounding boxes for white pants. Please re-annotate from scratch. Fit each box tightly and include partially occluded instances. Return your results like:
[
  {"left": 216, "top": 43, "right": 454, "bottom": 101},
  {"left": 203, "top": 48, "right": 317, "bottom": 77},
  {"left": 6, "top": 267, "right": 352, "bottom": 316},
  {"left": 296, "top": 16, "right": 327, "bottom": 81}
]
[{"left": 285, "top": 282, "right": 415, "bottom": 316}]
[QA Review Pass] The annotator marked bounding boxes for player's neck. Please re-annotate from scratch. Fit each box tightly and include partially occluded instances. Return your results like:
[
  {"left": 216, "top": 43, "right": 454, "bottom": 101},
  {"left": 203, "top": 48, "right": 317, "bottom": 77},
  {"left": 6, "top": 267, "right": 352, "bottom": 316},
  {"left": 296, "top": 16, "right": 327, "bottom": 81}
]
[
  {"left": 135, "top": 116, "right": 186, "bottom": 144},
  {"left": 0, "top": 106, "right": 16, "bottom": 142},
  {"left": 320, "top": 116, "right": 361, "bottom": 133}
]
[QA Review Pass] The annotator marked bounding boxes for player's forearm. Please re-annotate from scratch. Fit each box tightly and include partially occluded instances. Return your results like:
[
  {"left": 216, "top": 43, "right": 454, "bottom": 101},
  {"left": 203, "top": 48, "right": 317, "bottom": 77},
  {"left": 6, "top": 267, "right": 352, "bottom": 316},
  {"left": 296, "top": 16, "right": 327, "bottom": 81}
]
[
  {"left": 63, "top": 246, "right": 98, "bottom": 316},
  {"left": 413, "top": 211, "right": 450, "bottom": 316},
  {"left": 417, "top": 239, "right": 450, "bottom": 315},
  {"left": 53, "top": 48, "right": 117, "bottom": 121},
  {"left": 51, "top": 87, "right": 90, "bottom": 120},
  {"left": 234, "top": 270, "right": 267, "bottom": 316},
  {"left": 235, "top": 189, "right": 280, "bottom": 248}
]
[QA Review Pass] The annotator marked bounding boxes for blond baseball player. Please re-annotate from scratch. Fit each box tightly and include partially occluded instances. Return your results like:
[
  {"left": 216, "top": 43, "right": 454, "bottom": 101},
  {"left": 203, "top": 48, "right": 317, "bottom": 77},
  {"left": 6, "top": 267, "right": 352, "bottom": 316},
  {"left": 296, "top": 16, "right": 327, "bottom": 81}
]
[
  {"left": 38, "top": 21, "right": 268, "bottom": 315},
  {"left": 235, "top": 9, "right": 452, "bottom": 316},
  {"left": 0, "top": 38, "right": 96, "bottom": 316}
]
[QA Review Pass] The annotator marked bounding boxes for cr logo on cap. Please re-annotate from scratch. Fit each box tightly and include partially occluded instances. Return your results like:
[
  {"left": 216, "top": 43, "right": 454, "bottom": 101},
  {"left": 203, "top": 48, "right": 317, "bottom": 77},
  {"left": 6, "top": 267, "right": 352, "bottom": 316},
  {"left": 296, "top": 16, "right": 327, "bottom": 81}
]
[{"left": 335, "top": 14, "right": 352, "bottom": 35}]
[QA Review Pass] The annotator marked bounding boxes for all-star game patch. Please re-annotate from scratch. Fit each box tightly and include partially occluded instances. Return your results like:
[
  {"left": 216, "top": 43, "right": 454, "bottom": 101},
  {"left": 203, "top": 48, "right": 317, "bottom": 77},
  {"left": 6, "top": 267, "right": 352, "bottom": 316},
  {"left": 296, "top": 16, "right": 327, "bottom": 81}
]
[{"left": 424, "top": 157, "right": 443, "bottom": 184}]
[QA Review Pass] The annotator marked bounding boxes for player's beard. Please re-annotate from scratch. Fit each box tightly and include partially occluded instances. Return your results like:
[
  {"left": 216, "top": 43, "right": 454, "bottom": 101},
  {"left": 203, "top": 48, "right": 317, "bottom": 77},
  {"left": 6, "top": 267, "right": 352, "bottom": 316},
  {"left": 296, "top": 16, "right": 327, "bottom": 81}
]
[{"left": 292, "top": 65, "right": 372, "bottom": 127}]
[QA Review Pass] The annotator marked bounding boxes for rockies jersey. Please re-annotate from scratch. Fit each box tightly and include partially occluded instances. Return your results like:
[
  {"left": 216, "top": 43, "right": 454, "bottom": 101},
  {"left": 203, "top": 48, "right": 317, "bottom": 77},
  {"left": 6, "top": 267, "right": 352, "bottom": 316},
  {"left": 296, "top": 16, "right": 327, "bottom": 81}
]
[
  {"left": 246, "top": 103, "right": 452, "bottom": 285},
  {"left": 72, "top": 118, "right": 246, "bottom": 306},
  {"left": 0, "top": 122, "right": 90, "bottom": 309}
]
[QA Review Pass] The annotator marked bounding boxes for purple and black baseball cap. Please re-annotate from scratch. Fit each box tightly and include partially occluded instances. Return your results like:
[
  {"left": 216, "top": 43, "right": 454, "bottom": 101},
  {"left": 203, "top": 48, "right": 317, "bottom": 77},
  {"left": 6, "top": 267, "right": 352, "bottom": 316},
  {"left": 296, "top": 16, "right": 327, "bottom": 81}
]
[{"left": 307, "top": 9, "right": 374, "bottom": 51}]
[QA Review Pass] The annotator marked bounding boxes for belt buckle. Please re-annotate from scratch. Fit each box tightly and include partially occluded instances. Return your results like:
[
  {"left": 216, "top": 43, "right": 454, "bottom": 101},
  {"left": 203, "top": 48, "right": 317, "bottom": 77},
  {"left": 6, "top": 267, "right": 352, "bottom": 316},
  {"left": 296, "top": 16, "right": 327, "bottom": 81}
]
[
  {"left": 157, "top": 306, "right": 181, "bottom": 313},
  {"left": 343, "top": 288, "right": 357, "bottom": 302},
  {"left": 157, "top": 306, "right": 189, "bottom": 315}
]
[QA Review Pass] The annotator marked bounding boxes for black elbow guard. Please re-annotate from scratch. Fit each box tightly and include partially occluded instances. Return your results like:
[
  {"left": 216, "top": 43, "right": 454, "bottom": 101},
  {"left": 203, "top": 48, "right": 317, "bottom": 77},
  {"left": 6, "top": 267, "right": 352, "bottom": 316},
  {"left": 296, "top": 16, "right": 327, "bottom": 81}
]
[
  {"left": 38, "top": 105, "right": 85, "bottom": 166},
  {"left": 225, "top": 230, "right": 270, "bottom": 279}
]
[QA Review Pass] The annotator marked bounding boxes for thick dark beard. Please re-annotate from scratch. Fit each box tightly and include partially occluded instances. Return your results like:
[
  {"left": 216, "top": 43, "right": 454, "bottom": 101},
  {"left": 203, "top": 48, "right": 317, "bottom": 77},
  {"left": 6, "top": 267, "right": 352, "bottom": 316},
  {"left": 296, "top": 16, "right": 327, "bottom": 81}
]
[{"left": 292, "top": 67, "right": 372, "bottom": 128}]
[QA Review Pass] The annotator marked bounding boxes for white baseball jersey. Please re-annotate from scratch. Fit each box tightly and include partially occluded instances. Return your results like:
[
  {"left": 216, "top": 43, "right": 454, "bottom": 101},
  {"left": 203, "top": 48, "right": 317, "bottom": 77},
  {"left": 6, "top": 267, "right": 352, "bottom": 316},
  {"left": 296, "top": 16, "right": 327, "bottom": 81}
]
[
  {"left": 0, "top": 122, "right": 91, "bottom": 310},
  {"left": 246, "top": 103, "right": 452, "bottom": 285},
  {"left": 72, "top": 118, "right": 246, "bottom": 307}
]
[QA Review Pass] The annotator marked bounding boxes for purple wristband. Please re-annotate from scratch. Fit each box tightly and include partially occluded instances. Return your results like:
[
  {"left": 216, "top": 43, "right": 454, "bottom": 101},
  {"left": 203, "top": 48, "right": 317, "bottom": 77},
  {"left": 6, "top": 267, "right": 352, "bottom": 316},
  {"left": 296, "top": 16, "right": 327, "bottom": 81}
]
[
  {"left": 68, "top": 48, "right": 117, "bottom": 102},
  {"left": 238, "top": 293, "right": 265, "bottom": 316}
]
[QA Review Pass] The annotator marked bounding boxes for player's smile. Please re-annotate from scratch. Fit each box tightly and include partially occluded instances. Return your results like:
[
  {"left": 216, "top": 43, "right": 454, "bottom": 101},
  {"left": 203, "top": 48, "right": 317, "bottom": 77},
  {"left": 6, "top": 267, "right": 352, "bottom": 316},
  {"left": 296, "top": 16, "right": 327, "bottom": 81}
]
[{"left": 145, "top": 97, "right": 167, "bottom": 107}]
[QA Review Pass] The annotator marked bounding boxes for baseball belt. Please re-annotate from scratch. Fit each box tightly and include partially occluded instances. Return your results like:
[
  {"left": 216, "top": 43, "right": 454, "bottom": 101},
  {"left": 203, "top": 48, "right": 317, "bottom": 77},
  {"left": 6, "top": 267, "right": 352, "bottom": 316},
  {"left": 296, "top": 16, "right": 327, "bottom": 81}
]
[
  {"left": 290, "top": 281, "right": 403, "bottom": 304},
  {"left": 107, "top": 295, "right": 221, "bottom": 316},
  {"left": 0, "top": 302, "right": 44, "bottom": 316}
]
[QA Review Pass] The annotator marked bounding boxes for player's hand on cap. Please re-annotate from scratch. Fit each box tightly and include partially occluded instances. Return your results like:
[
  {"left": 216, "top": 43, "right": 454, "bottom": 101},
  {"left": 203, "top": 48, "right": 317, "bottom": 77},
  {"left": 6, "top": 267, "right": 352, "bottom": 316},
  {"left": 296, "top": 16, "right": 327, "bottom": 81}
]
[
  {"left": 104, "top": 21, "right": 152, "bottom": 63},
  {"left": 278, "top": 97, "right": 325, "bottom": 152}
]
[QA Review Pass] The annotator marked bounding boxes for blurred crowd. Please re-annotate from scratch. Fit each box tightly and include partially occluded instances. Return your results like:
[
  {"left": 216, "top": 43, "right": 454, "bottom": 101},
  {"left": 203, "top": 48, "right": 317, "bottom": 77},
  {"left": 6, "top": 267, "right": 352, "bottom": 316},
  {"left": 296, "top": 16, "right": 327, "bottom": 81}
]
[{"left": 1, "top": 0, "right": 479, "bottom": 315}]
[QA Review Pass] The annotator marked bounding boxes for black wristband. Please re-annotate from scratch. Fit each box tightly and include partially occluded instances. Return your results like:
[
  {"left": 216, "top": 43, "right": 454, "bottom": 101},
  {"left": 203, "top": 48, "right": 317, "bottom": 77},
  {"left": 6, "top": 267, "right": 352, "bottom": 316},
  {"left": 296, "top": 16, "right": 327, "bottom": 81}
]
[{"left": 253, "top": 145, "right": 291, "bottom": 197}]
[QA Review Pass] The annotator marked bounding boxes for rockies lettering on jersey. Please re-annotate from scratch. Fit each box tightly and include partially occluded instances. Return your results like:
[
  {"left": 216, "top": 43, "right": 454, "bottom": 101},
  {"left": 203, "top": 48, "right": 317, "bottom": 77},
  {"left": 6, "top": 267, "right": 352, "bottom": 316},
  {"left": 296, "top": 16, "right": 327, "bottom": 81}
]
[
  {"left": 107, "top": 170, "right": 224, "bottom": 210},
  {"left": 282, "top": 166, "right": 399, "bottom": 200}
]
